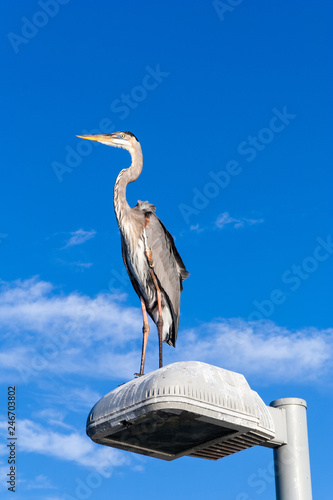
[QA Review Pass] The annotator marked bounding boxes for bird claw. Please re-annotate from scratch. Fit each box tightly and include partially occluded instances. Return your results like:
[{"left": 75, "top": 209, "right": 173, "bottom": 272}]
[{"left": 134, "top": 372, "right": 144, "bottom": 378}]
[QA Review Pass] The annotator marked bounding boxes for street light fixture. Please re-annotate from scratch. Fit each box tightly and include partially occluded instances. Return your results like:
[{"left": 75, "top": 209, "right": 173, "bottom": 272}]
[{"left": 87, "top": 361, "right": 312, "bottom": 500}]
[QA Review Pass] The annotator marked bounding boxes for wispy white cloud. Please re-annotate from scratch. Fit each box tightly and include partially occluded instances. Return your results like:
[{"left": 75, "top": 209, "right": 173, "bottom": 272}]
[
  {"left": 186, "top": 213, "right": 263, "bottom": 235},
  {"left": 0, "top": 277, "right": 138, "bottom": 341},
  {"left": 0, "top": 418, "right": 127, "bottom": 473},
  {"left": 0, "top": 277, "right": 141, "bottom": 383},
  {"left": 32, "top": 409, "right": 73, "bottom": 431},
  {"left": 56, "top": 258, "right": 94, "bottom": 270},
  {"left": 73, "top": 261, "right": 93, "bottom": 268},
  {"left": 19, "top": 419, "right": 126, "bottom": 471},
  {"left": 25, "top": 474, "right": 56, "bottom": 490},
  {"left": 189, "top": 224, "right": 204, "bottom": 233},
  {"left": 45, "top": 497, "right": 67, "bottom": 500},
  {"left": 38, "top": 386, "right": 103, "bottom": 415},
  {"left": 0, "top": 463, "right": 9, "bottom": 491},
  {"left": 173, "top": 319, "right": 333, "bottom": 382},
  {"left": 63, "top": 229, "right": 96, "bottom": 248},
  {"left": 215, "top": 211, "right": 264, "bottom": 229},
  {"left": 131, "top": 465, "right": 145, "bottom": 472}
]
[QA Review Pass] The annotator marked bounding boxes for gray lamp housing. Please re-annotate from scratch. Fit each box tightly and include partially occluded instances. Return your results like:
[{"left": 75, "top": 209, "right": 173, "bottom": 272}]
[{"left": 86, "top": 361, "right": 275, "bottom": 461}]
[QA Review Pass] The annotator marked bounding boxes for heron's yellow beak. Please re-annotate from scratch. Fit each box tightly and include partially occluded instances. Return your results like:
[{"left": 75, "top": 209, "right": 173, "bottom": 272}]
[
  {"left": 76, "top": 132, "right": 127, "bottom": 148},
  {"left": 77, "top": 134, "right": 111, "bottom": 141}
]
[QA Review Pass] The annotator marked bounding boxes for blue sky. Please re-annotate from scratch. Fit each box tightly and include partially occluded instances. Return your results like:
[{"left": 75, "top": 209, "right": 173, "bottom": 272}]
[{"left": 0, "top": 0, "right": 332, "bottom": 498}]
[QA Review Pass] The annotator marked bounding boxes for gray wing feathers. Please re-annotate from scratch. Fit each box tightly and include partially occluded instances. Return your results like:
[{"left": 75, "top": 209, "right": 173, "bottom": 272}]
[{"left": 145, "top": 213, "right": 189, "bottom": 345}]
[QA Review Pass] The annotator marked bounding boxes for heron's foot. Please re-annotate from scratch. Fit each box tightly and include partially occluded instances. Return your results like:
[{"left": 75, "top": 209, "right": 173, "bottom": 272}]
[{"left": 134, "top": 372, "right": 144, "bottom": 378}]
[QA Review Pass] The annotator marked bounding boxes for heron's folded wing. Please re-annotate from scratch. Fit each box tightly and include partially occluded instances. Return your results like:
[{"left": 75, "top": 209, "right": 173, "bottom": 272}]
[{"left": 144, "top": 213, "right": 189, "bottom": 342}]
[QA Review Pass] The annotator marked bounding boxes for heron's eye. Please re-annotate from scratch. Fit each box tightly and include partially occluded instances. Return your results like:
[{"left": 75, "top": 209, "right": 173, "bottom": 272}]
[{"left": 120, "top": 133, "right": 125, "bottom": 139}]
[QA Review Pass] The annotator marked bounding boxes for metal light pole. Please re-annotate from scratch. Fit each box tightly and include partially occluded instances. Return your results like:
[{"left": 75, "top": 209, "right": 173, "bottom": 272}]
[{"left": 270, "top": 398, "right": 312, "bottom": 500}]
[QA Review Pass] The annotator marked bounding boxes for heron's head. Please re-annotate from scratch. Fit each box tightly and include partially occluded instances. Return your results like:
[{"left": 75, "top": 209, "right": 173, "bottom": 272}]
[{"left": 76, "top": 131, "right": 139, "bottom": 151}]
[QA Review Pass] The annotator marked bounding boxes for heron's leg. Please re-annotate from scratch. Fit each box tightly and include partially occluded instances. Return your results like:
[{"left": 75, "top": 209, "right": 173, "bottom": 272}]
[
  {"left": 149, "top": 269, "right": 163, "bottom": 369},
  {"left": 145, "top": 246, "right": 163, "bottom": 369},
  {"left": 138, "top": 296, "right": 149, "bottom": 376},
  {"left": 156, "top": 288, "right": 163, "bottom": 369}
]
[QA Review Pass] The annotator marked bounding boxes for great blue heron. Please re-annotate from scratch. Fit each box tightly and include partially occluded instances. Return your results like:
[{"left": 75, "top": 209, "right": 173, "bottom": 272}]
[{"left": 77, "top": 131, "right": 189, "bottom": 375}]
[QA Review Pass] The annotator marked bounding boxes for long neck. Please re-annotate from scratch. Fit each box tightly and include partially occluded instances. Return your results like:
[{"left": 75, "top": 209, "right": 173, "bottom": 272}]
[{"left": 113, "top": 142, "right": 143, "bottom": 230}]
